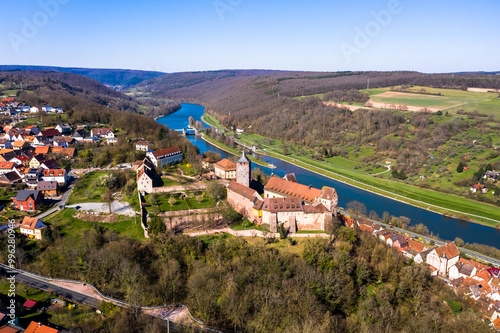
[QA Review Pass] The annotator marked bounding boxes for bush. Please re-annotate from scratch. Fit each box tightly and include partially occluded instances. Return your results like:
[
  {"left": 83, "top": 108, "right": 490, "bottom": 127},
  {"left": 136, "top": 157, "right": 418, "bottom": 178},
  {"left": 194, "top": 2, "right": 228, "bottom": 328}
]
[{"left": 448, "top": 301, "right": 462, "bottom": 314}]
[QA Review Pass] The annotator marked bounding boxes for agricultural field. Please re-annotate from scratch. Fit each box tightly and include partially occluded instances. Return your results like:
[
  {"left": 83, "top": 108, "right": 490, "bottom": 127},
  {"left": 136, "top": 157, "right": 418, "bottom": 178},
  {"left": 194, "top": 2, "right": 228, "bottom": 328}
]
[{"left": 360, "top": 86, "right": 500, "bottom": 117}]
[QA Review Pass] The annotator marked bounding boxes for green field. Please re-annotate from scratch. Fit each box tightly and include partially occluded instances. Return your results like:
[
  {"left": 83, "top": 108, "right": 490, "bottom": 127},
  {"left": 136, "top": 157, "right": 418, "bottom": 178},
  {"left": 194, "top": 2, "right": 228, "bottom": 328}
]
[{"left": 68, "top": 171, "right": 107, "bottom": 204}]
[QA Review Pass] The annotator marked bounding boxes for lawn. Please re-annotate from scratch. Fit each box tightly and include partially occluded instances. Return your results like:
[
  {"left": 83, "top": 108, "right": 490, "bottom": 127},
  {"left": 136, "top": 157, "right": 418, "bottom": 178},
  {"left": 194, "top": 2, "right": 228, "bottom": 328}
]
[
  {"left": 67, "top": 171, "right": 107, "bottom": 204},
  {"left": 46, "top": 209, "right": 145, "bottom": 240},
  {"left": 159, "top": 177, "right": 181, "bottom": 187},
  {"left": 201, "top": 113, "right": 224, "bottom": 132},
  {"left": 147, "top": 193, "right": 190, "bottom": 213},
  {"left": 187, "top": 196, "right": 213, "bottom": 209}
]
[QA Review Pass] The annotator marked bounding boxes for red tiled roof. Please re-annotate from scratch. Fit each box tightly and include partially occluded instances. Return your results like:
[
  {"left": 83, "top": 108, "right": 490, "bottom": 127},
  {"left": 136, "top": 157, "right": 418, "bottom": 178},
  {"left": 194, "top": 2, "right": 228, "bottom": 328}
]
[
  {"left": 262, "top": 197, "right": 303, "bottom": 213},
  {"left": 303, "top": 203, "right": 329, "bottom": 213},
  {"left": 227, "top": 181, "right": 259, "bottom": 201},
  {"left": 265, "top": 176, "right": 322, "bottom": 203},
  {"left": 359, "top": 224, "right": 374, "bottom": 233},
  {"left": 20, "top": 216, "right": 41, "bottom": 230},
  {"left": 35, "top": 146, "right": 50, "bottom": 154},
  {"left": 436, "top": 242, "right": 459, "bottom": 259},
  {"left": 42, "top": 169, "right": 65, "bottom": 177},
  {"left": 215, "top": 159, "right": 236, "bottom": 171},
  {"left": 408, "top": 239, "right": 425, "bottom": 252},
  {"left": 25, "top": 321, "right": 58, "bottom": 333},
  {"left": 151, "top": 146, "right": 181, "bottom": 159},
  {"left": 0, "top": 162, "right": 14, "bottom": 169},
  {"left": 40, "top": 129, "right": 60, "bottom": 137}
]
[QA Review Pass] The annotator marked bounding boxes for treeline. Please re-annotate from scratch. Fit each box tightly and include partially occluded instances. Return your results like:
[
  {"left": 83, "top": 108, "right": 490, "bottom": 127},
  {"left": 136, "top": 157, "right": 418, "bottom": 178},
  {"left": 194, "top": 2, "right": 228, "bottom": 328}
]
[
  {"left": 0, "top": 225, "right": 489, "bottom": 332},
  {"left": 322, "top": 89, "right": 370, "bottom": 104}
]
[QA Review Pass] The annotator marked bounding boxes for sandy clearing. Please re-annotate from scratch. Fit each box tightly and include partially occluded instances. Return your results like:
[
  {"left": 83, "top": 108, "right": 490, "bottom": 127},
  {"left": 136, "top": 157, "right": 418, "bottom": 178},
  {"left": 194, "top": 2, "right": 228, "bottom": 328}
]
[
  {"left": 366, "top": 101, "right": 442, "bottom": 112},
  {"left": 49, "top": 280, "right": 105, "bottom": 301},
  {"left": 373, "top": 91, "right": 445, "bottom": 99},
  {"left": 468, "top": 87, "right": 499, "bottom": 93},
  {"left": 145, "top": 306, "right": 190, "bottom": 323},
  {"left": 323, "top": 102, "right": 368, "bottom": 111}
]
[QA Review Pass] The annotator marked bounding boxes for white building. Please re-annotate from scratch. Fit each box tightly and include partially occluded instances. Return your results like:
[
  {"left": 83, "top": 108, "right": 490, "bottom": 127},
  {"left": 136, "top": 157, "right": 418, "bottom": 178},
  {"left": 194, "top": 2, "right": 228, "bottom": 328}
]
[{"left": 146, "top": 146, "right": 183, "bottom": 168}]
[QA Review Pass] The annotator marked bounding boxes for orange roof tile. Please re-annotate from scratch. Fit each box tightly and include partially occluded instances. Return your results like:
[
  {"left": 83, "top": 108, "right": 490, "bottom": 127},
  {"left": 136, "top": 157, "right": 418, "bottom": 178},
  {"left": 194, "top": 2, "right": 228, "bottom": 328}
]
[
  {"left": 24, "top": 321, "right": 58, "bottom": 333},
  {"left": 20, "top": 216, "right": 40, "bottom": 230},
  {"left": 436, "top": 242, "right": 459, "bottom": 259},
  {"left": 0, "top": 162, "right": 14, "bottom": 169},
  {"left": 215, "top": 159, "right": 236, "bottom": 171},
  {"left": 472, "top": 269, "right": 491, "bottom": 282},
  {"left": 265, "top": 176, "right": 322, "bottom": 203},
  {"left": 35, "top": 146, "right": 50, "bottom": 154},
  {"left": 408, "top": 239, "right": 426, "bottom": 252}
]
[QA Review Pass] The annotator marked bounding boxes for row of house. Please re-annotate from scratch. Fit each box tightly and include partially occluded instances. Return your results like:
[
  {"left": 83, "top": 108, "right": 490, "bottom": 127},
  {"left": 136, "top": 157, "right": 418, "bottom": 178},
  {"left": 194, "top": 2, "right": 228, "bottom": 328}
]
[
  {"left": 355, "top": 219, "right": 500, "bottom": 329},
  {"left": 0, "top": 99, "right": 64, "bottom": 115}
]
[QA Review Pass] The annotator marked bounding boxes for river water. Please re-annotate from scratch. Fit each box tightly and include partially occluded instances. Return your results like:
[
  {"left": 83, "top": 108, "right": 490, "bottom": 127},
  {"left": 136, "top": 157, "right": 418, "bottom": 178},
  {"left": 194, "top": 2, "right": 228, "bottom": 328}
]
[{"left": 157, "top": 103, "right": 500, "bottom": 248}]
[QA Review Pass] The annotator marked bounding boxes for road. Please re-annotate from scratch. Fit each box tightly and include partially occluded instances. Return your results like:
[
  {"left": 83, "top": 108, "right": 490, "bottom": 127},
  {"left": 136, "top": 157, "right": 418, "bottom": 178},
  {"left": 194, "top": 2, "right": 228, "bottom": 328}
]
[
  {"left": 340, "top": 209, "right": 500, "bottom": 267},
  {"left": 36, "top": 172, "right": 77, "bottom": 219},
  {"left": 0, "top": 265, "right": 101, "bottom": 308}
]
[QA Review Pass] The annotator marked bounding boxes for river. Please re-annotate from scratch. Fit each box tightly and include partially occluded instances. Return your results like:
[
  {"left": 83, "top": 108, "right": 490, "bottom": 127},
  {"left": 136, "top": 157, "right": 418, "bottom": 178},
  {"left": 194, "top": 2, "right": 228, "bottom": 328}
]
[{"left": 157, "top": 103, "right": 500, "bottom": 248}]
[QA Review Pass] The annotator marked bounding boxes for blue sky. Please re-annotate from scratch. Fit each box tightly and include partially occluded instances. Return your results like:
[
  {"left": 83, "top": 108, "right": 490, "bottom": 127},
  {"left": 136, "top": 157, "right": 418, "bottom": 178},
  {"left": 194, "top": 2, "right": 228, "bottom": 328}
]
[{"left": 1, "top": 0, "right": 499, "bottom": 73}]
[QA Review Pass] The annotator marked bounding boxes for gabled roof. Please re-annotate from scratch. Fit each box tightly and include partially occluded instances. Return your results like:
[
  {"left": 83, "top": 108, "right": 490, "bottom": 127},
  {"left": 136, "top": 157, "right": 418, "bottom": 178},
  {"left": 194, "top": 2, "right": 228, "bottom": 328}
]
[
  {"left": 215, "top": 159, "right": 236, "bottom": 171},
  {"left": 265, "top": 176, "right": 322, "bottom": 203},
  {"left": 283, "top": 173, "right": 297, "bottom": 183},
  {"left": 40, "top": 160, "right": 60, "bottom": 169},
  {"left": 12, "top": 141, "right": 28, "bottom": 148},
  {"left": 41, "top": 169, "right": 65, "bottom": 177},
  {"left": 35, "top": 146, "right": 50, "bottom": 154},
  {"left": 227, "top": 180, "right": 259, "bottom": 201},
  {"left": 20, "top": 216, "right": 45, "bottom": 230},
  {"left": 72, "top": 129, "right": 89, "bottom": 138},
  {"left": 151, "top": 146, "right": 182, "bottom": 159},
  {"left": 0, "top": 171, "right": 21, "bottom": 183},
  {"left": 319, "top": 186, "right": 337, "bottom": 201},
  {"left": 40, "top": 129, "right": 60, "bottom": 137},
  {"left": 0, "top": 162, "right": 14, "bottom": 169},
  {"left": 91, "top": 127, "right": 113, "bottom": 136},
  {"left": 14, "top": 190, "right": 41, "bottom": 202},
  {"left": 24, "top": 321, "right": 58, "bottom": 333},
  {"left": 262, "top": 197, "right": 303, "bottom": 213},
  {"left": 303, "top": 203, "right": 329, "bottom": 213},
  {"left": 408, "top": 239, "right": 425, "bottom": 253},
  {"left": 435, "top": 242, "right": 459, "bottom": 260},
  {"left": 136, "top": 140, "right": 152, "bottom": 146}
]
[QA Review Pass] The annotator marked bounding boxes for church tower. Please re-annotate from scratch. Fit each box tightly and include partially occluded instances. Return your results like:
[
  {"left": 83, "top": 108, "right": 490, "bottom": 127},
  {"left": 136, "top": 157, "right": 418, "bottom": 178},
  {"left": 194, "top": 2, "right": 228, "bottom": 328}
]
[{"left": 236, "top": 150, "right": 251, "bottom": 187}]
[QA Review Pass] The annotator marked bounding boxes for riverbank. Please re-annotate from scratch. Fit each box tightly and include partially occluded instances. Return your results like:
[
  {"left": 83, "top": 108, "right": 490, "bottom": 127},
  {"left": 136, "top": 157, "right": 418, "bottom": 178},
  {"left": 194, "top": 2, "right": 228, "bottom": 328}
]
[
  {"left": 200, "top": 113, "right": 500, "bottom": 228},
  {"left": 200, "top": 133, "right": 273, "bottom": 168}
]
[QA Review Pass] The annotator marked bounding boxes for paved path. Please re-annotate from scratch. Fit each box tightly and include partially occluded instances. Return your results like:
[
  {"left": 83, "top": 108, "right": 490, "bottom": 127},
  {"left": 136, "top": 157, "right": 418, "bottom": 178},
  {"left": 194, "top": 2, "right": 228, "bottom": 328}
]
[
  {"left": 36, "top": 173, "right": 77, "bottom": 219},
  {"left": 158, "top": 207, "right": 219, "bottom": 217},
  {"left": 0, "top": 265, "right": 102, "bottom": 308},
  {"left": 152, "top": 183, "right": 208, "bottom": 193},
  {"left": 66, "top": 201, "right": 137, "bottom": 216},
  {"left": 186, "top": 227, "right": 329, "bottom": 238}
]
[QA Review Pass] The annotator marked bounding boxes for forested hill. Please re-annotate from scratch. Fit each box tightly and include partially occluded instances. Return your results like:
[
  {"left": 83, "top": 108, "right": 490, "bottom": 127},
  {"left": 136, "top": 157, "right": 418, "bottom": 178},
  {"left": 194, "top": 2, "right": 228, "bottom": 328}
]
[{"left": 0, "top": 65, "right": 165, "bottom": 87}]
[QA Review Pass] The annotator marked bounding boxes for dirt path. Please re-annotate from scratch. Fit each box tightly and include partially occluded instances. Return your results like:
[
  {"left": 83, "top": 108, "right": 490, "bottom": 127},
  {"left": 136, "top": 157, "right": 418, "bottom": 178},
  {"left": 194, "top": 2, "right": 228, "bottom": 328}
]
[
  {"left": 152, "top": 182, "right": 208, "bottom": 193},
  {"left": 323, "top": 102, "right": 367, "bottom": 111}
]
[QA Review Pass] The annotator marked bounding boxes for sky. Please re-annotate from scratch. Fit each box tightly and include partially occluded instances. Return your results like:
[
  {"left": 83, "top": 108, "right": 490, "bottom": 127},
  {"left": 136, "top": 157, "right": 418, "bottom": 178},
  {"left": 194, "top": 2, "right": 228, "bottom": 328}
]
[{"left": 1, "top": 0, "right": 499, "bottom": 73}]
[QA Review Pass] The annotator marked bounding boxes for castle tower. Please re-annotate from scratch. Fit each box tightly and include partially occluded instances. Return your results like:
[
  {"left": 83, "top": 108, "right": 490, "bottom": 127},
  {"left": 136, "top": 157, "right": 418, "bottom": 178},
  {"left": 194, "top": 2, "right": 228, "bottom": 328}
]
[{"left": 236, "top": 150, "right": 251, "bottom": 187}]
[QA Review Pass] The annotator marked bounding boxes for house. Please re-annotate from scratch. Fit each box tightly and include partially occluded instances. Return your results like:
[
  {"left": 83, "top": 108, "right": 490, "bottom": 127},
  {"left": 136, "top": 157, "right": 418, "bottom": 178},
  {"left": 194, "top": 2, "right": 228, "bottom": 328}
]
[
  {"left": 41, "top": 169, "right": 67, "bottom": 185},
  {"left": 39, "top": 159, "right": 60, "bottom": 170},
  {"left": 449, "top": 261, "right": 477, "bottom": 280},
  {"left": 488, "top": 267, "right": 500, "bottom": 278},
  {"left": 24, "top": 168, "right": 41, "bottom": 187},
  {"left": 72, "top": 129, "right": 90, "bottom": 142},
  {"left": 408, "top": 239, "right": 426, "bottom": 253},
  {"left": 34, "top": 146, "right": 50, "bottom": 155},
  {"left": 485, "top": 171, "right": 500, "bottom": 180},
  {"left": 37, "top": 181, "right": 58, "bottom": 196},
  {"left": 52, "top": 147, "right": 76, "bottom": 157},
  {"left": 29, "top": 155, "right": 46, "bottom": 169},
  {"left": 10, "top": 154, "right": 31, "bottom": 167},
  {"left": 393, "top": 237, "right": 409, "bottom": 251},
  {"left": 227, "top": 180, "right": 263, "bottom": 222},
  {"left": 0, "top": 171, "right": 22, "bottom": 185},
  {"left": 39, "top": 128, "right": 60, "bottom": 138},
  {"left": 24, "top": 321, "right": 58, "bottom": 333},
  {"left": 55, "top": 123, "right": 72, "bottom": 134},
  {"left": 136, "top": 140, "right": 153, "bottom": 151},
  {"left": 0, "top": 162, "right": 16, "bottom": 175},
  {"left": 26, "top": 125, "right": 40, "bottom": 135},
  {"left": 201, "top": 157, "right": 216, "bottom": 170},
  {"left": 426, "top": 242, "right": 460, "bottom": 276},
  {"left": 0, "top": 139, "right": 13, "bottom": 149},
  {"left": 91, "top": 127, "right": 114, "bottom": 139},
  {"left": 12, "top": 190, "right": 44, "bottom": 211},
  {"left": 30, "top": 106, "right": 39, "bottom": 113},
  {"left": 32, "top": 136, "right": 51, "bottom": 147},
  {"left": 146, "top": 146, "right": 183, "bottom": 168},
  {"left": 137, "top": 158, "right": 155, "bottom": 194},
  {"left": 20, "top": 216, "right": 47, "bottom": 240},
  {"left": 414, "top": 247, "right": 435, "bottom": 265},
  {"left": 214, "top": 159, "right": 237, "bottom": 180},
  {"left": 53, "top": 136, "right": 74, "bottom": 147},
  {"left": 236, "top": 127, "right": 244, "bottom": 133},
  {"left": 12, "top": 140, "right": 29, "bottom": 150}
]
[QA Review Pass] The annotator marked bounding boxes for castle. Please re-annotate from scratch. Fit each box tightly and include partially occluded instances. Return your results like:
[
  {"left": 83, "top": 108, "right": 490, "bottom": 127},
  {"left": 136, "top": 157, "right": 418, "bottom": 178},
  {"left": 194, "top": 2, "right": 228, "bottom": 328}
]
[{"left": 226, "top": 151, "right": 338, "bottom": 232}]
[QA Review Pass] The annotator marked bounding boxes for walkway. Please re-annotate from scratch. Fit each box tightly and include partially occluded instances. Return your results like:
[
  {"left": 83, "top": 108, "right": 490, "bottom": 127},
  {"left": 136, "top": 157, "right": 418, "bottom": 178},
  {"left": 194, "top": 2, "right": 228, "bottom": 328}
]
[
  {"left": 66, "top": 201, "right": 137, "bottom": 216},
  {"left": 151, "top": 182, "right": 208, "bottom": 193}
]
